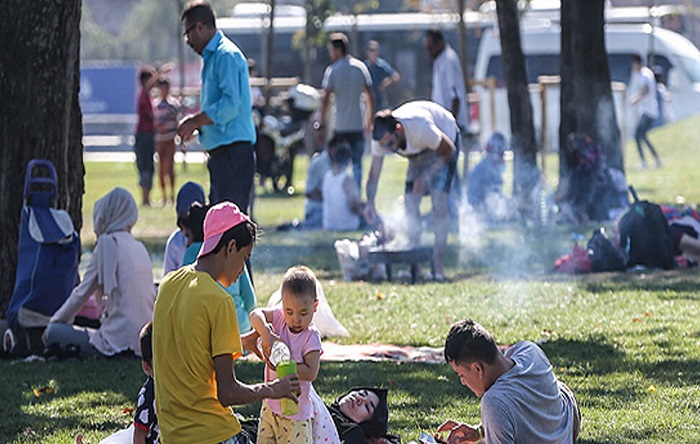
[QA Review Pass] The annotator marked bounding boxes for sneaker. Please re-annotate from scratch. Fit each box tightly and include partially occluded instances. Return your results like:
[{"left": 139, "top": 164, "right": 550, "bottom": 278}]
[
  {"left": 433, "top": 273, "right": 450, "bottom": 283},
  {"left": 3, "top": 329, "right": 15, "bottom": 354},
  {"left": 639, "top": 161, "right": 648, "bottom": 170},
  {"left": 655, "top": 158, "right": 663, "bottom": 169}
]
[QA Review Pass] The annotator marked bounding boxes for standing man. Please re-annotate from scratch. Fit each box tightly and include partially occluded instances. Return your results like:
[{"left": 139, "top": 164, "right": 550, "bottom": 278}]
[
  {"left": 425, "top": 30, "right": 469, "bottom": 133},
  {"left": 153, "top": 202, "right": 299, "bottom": 444},
  {"left": 630, "top": 54, "right": 662, "bottom": 169},
  {"left": 425, "top": 29, "right": 469, "bottom": 180},
  {"left": 365, "top": 101, "right": 458, "bottom": 282},
  {"left": 364, "top": 40, "right": 400, "bottom": 110},
  {"left": 178, "top": 1, "right": 256, "bottom": 212},
  {"left": 437, "top": 319, "right": 580, "bottom": 443},
  {"left": 317, "top": 32, "right": 374, "bottom": 191}
]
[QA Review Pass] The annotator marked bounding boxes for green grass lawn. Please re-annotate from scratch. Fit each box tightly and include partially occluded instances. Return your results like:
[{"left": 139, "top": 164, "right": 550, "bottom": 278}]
[{"left": 2, "top": 116, "right": 700, "bottom": 443}]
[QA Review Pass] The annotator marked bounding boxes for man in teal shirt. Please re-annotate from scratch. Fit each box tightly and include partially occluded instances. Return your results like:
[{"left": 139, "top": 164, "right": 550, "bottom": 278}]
[{"left": 178, "top": 1, "right": 256, "bottom": 212}]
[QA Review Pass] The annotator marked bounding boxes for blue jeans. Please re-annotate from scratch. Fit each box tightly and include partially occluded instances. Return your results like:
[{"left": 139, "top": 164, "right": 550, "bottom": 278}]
[
  {"left": 333, "top": 131, "right": 364, "bottom": 191},
  {"left": 634, "top": 114, "right": 659, "bottom": 162},
  {"left": 43, "top": 323, "right": 101, "bottom": 358},
  {"left": 134, "top": 131, "right": 155, "bottom": 188},
  {"left": 207, "top": 141, "right": 256, "bottom": 212},
  {"left": 220, "top": 430, "right": 251, "bottom": 444}
]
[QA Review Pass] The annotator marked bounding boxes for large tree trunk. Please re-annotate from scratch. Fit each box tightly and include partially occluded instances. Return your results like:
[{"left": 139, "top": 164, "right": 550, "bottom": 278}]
[
  {"left": 0, "top": 0, "right": 85, "bottom": 310},
  {"left": 560, "top": 0, "right": 624, "bottom": 178},
  {"left": 495, "top": 0, "right": 539, "bottom": 207}
]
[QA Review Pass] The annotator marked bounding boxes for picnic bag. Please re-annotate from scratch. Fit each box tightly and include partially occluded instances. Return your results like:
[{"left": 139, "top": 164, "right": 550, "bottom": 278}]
[
  {"left": 5, "top": 160, "right": 80, "bottom": 332},
  {"left": 618, "top": 186, "right": 674, "bottom": 270},
  {"left": 587, "top": 228, "right": 627, "bottom": 272}
]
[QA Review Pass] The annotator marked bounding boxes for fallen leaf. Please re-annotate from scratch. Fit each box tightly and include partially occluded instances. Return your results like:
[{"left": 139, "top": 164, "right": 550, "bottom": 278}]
[
  {"left": 633, "top": 318, "right": 643, "bottom": 323},
  {"left": 122, "top": 407, "right": 134, "bottom": 414},
  {"left": 644, "top": 311, "right": 654, "bottom": 317},
  {"left": 32, "top": 386, "right": 54, "bottom": 397}
]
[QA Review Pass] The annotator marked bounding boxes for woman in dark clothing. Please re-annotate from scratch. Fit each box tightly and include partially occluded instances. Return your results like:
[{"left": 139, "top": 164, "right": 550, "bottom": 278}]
[{"left": 329, "top": 388, "right": 399, "bottom": 443}]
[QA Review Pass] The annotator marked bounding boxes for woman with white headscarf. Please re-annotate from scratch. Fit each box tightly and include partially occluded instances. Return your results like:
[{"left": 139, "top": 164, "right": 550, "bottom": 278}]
[{"left": 44, "top": 187, "right": 156, "bottom": 358}]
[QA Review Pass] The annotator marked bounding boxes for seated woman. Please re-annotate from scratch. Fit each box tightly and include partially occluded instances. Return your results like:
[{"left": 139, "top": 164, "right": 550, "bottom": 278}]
[{"left": 43, "top": 187, "right": 156, "bottom": 358}]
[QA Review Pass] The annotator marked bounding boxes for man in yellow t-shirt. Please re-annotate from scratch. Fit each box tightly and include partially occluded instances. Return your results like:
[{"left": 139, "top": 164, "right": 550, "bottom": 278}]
[{"left": 153, "top": 201, "right": 299, "bottom": 444}]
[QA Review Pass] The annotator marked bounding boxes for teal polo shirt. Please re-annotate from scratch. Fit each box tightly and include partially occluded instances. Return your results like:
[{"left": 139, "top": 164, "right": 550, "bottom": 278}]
[{"left": 200, "top": 30, "right": 256, "bottom": 150}]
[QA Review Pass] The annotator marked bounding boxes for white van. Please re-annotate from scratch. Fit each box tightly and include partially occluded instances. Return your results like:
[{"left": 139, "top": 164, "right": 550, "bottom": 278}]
[{"left": 473, "top": 23, "right": 700, "bottom": 151}]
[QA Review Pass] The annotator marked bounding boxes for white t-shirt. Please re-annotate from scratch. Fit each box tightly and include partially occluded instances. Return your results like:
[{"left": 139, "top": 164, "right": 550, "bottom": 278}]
[
  {"left": 371, "top": 101, "right": 458, "bottom": 157},
  {"left": 481, "top": 341, "right": 577, "bottom": 444},
  {"left": 637, "top": 66, "right": 659, "bottom": 119},
  {"left": 431, "top": 44, "right": 469, "bottom": 129},
  {"left": 322, "top": 169, "right": 360, "bottom": 231}
]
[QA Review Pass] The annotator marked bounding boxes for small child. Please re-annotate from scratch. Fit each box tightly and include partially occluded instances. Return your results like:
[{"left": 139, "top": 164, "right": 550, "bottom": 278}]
[
  {"left": 154, "top": 78, "right": 180, "bottom": 205},
  {"left": 73, "top": 323, "right": 158, "bottom": 444},
  {"left": 133, "top": 321, "right": 159, "bottom": 444},
  {"left": 322, "top": 140, "right": 363, "bottom": 231},
  {"left": 249, "top": 266, "right": 323, "bottom": 444},
  {"left": 180, "top": 202, "right": 257, "bottom": 335}
]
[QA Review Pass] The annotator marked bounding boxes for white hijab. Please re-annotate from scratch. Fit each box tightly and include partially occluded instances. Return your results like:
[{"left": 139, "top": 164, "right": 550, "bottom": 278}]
[{"left": 93, "top": 187, "right": 138, "bottom": 296}]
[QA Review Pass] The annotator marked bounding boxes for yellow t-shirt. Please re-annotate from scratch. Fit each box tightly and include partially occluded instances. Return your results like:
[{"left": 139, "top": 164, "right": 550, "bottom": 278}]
[{"left": 153, "top": 266, "right": 243, "bottom": 444}]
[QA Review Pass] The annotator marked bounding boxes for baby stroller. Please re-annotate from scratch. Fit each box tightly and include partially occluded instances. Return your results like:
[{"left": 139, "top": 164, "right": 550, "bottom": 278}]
[
  {"left": 255, "top": 84, "right": 321, "bottom": 192},
  {"left": 3, "top": 159, "right": 80, "bottom": 356}
]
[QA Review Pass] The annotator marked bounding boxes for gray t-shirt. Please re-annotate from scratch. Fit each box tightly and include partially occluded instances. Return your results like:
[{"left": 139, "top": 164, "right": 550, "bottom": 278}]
[
  {"left": 322, "top": 55, "right": 372, "bottom": 132},
  {"left": 481, "top": 341, "right": 577, "bottom": 444}
]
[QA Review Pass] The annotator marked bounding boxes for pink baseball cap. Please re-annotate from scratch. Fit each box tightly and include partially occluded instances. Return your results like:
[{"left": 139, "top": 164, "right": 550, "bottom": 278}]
[{"left": 197, "top": 202, "right": 252, "bottom": 259}]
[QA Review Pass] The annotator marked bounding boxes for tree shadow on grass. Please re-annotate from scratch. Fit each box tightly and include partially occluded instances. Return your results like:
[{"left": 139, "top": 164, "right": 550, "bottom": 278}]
[{"left": 580, "top": 269, "right": 700, "bottom": 298}]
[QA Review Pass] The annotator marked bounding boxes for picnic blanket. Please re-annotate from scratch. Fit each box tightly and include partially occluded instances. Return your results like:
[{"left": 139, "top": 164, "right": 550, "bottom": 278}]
[
  {"left": 242, "top": 342, "right": 445, "bottom": 364},
  {"left": 319, "top": 342, "right": 445, "bottom": 363}
]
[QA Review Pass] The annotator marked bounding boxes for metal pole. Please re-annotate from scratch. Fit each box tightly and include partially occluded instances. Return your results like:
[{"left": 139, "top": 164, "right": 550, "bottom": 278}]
[{"left": 265, "top": 0, "right": 276, "bottom": 106}]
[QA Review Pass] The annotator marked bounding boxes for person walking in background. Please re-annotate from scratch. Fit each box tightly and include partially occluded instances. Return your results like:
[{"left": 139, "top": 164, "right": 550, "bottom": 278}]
[
  {"left": 425, "top": 30, "right": 469, "bottom": 134},
  {"left": 425, "top": 29, "right": 469, "bottom": 182},
  {"left": 316, "top": 32, "right": 374, "bottom": 191},
  {"left": 630, "top": 54, "right": 662, "bottom": 169},
  {"left": 177, "top": 1, "right": 256, "bottom": 212},
  {"left": 364, "top": 40, "right": 400, "bottom": 110},
  {"left": 134, "top": 67, "right": 158, "bottom": 207},
  {"left": 154, "top": 78, "right": 180, "bottom": 206}
]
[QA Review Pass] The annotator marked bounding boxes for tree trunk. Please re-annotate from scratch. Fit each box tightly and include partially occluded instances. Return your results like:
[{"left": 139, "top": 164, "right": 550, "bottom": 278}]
[
  {"left": 494, "top": 0, "right": 539, "bottom": 206},
  {"left": 559, "top": 0, "right": 624, "bottom": 178},
  {"left": 0, "top": 0, "right": 85, "bottom": 310}
]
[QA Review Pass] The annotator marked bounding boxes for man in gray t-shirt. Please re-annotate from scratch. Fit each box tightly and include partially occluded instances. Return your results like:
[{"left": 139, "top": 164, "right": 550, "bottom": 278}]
[
  {"left": 317, "top": 32, "right": 374, "bottom": 191},
  {"left": 438, "top": 319, "right": 581, "bottom": 443}
]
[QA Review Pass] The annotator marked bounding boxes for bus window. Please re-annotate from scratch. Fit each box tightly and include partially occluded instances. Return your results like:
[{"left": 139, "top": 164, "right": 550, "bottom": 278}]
[{"left": 526, "top": 54, "right": 559, "bottom": 83}]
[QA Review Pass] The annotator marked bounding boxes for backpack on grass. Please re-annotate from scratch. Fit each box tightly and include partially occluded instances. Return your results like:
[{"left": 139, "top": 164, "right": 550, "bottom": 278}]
[
  {"left": 618, "top": 186, "right": 674, "bottom": 270},
  {"left": 587, "top": 228, "right": 627, "bottom": 272}
]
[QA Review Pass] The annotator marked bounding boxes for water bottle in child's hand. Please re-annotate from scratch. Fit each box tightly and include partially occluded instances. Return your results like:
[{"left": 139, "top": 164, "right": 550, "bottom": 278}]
[
  {"left": 276, "top": 360, "right": 299, "bottom": 415},
  {"left": 268, "top": 341, "right": 299, "bottom": 416}
]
